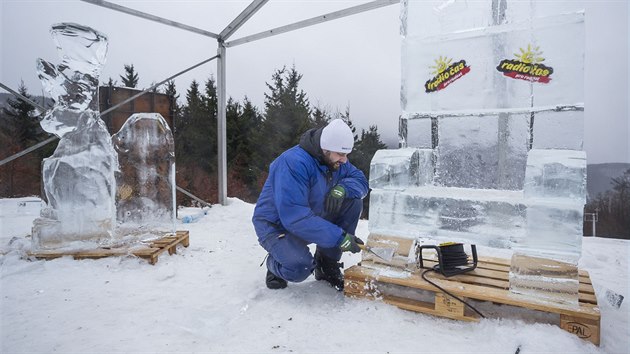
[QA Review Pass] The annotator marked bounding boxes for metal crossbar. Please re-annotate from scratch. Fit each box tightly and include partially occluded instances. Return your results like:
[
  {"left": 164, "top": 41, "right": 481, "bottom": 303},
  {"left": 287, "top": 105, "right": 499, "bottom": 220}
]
[
  {"left": 225, "top": 0, "right": 400, "bottom": 47},
  {"left": 219, "top": 0, "right": 269, "bottom": 41},
  {"left": 80, "top": 0, "right": 220, "bottom": 39},
  {"left": 0, "top": 82, "right": 47, "bottom": 111}
]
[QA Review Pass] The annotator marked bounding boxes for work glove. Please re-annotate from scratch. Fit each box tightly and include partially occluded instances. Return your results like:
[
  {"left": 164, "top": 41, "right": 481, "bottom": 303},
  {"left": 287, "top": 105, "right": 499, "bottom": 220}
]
[
  {"left": 339, "top": 232, "right": 364, "bottom": 253},
  {"left": 324, "top": 185, "right": 346, "bottom": 215}
]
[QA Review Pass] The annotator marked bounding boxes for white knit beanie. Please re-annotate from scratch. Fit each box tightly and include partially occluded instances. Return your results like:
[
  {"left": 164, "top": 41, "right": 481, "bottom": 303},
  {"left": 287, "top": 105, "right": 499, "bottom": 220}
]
[{"left": 320, "top": 119, "right": 354, "bottom": 153}]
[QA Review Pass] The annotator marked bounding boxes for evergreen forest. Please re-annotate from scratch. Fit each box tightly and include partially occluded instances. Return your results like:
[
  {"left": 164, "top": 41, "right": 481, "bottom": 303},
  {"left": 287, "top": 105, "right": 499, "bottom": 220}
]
[{"left": 0, "top": 65, "right": 388, "bottom": 219}]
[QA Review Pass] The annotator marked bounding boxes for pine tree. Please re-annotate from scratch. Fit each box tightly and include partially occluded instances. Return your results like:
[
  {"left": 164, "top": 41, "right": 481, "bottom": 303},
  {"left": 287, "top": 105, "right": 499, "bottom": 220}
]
[
  {"left": 226, "top": 97, "right": 242, "bottom": 163},
  {"left": 339, "top": 105, "right": 358, "bottom": 143},
  {"left": 176, "top": 80, "right": 202, "bottom": 164},
  {"left": 173, "top": 78, "right": 219, "bottom": 203},
  {"left": 255, "top": 65, "right": 312, "bottom": 171},
  {"left": 201, "top": 76, "right": 218, "bottom": 171},
  {"left": 2, "top": 81, "right": 40, "bottom": 145},
  {"left": 164, "top": 80, "right": 181, "bottom": 127},
  {"left": 0, "top": 81, "right": 49, "bottom": 197},
  {"left": 120, "top": 64, "right": 139, "bottom": 88},
  {"left": 311, "top": 106, "right": 331, "bottom": 129},
  {"left": 585, "top": 168, "right": 630, "bottom": 238},
  {"left": 610, "top": 170, "right": 630, "bottom": 236},
  {"left": 227, "top": 96, "right": 263, "bottom": 200}
]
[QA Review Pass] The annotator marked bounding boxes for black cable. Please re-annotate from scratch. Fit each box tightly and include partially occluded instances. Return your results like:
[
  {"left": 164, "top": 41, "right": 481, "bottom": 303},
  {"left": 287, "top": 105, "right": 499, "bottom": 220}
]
[{"left": 421, "top": 268, "right": 486, "bottom": 319}]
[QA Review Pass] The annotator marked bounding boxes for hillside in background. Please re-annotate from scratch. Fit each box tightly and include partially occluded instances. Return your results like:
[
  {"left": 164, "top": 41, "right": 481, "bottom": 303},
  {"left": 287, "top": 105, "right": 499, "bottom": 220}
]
[{"left": 587, "top": 163, "right": 630, "bottom": 199}]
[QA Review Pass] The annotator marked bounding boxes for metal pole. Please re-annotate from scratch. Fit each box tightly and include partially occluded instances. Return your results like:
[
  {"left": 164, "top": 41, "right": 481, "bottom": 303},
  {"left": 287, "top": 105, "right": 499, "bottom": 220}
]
[
  {"left": 80, "top": 0, "right": 220, "bottom": 39},
  {"left": 219, "top": 0, "right": 269, "bottom": 41},
  {"left": 593, "top": 208, "right": 599, "bottom": 237},
  {"left": 0, "top": 136, "right": 58, "bottom": 166},
  {"left": 176, "top": 186, "right": 212, "bottom": 208},
  {"left": 217, "top": 42, "right": 228, "bottom": 205},
  {"left": 0, "top": 82, "right": 47, "bottom": 111},
  {"left": 225, "top": 0, "right": 400, "bottom": 47}
]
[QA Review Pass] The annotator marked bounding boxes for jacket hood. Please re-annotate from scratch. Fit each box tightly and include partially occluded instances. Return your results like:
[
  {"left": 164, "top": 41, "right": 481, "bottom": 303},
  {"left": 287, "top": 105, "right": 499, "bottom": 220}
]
[{"left": 299, "top": 127, "right": 326, "bottom": 164}]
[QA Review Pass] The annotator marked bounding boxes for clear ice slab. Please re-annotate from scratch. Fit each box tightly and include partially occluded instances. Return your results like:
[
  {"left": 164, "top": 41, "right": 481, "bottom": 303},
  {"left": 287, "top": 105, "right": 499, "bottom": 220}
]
[
  {"left": 32, "top": 23, "right": 118, "bottom": 250},
  {"left": 509, "top": 149, "right": 586, "bottom": 306},
  {"left": 369, "top": 148, "right": 433, "bottom": 189},
  {"left": 113, "top": 113, "right": 176, "bottom": 239}
]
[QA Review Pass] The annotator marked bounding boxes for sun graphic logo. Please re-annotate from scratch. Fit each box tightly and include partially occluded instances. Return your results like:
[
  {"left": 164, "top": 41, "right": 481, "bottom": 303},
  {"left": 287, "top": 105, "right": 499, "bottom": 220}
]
[
  {"left": 430, "top": 56, "right": 452, "bottom": 75},
  {"left": 515, "top": 44, "right": 545, "bottom": 64},
  {"left": 497, "top": 43, "right": 554, "bottom": 83},
  {"left": 425, "top": 56, "right": 471, "bottom": 93}
]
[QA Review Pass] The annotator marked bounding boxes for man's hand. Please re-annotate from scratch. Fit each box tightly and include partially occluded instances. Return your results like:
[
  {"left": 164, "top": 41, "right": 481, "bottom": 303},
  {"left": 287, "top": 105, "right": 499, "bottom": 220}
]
[
  {"left": 339, "top": 232, "right": 364, "bottom": 253},
  {"left": 325, "top": 185, "right": 346, "bottom": 215}
]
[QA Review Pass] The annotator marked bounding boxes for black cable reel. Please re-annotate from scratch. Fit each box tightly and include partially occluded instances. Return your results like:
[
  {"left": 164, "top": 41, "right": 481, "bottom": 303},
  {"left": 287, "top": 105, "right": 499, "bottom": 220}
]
[
  {"left": 415, "top": 241, "right": 485, "bottom": 318},
  {"left": 416, "top": 241, "right": 478, "bottom": 276}
]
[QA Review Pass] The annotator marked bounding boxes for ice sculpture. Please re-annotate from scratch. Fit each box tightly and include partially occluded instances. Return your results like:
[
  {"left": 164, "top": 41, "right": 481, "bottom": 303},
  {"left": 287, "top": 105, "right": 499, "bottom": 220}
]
[
  {"left": 113, "top": 113, "right": 176, "bottom": 238},
  {"left": 370, "top": 0, "right": 586, "bottom": 305},
  {"left": 32, "top": 23, "right": 118, "bottom": 249}
]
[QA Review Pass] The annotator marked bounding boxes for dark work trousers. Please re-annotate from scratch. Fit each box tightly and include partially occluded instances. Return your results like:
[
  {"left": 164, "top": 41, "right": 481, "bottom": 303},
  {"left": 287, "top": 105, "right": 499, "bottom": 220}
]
[{"left": 261, "top": 198, "right": 363, "bottom": 283}]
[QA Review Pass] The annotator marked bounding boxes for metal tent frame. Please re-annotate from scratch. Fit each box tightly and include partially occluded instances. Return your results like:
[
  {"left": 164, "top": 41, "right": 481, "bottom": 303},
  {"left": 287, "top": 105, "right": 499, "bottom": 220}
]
[{"left": 0, "top": 0, "right": 399, "bottom": 205}]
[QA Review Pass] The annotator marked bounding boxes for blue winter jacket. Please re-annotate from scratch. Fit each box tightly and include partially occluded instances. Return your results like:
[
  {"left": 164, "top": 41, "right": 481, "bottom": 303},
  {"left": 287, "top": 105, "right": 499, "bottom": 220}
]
[{"left": 252, "top": 127, "right": 368, "bottom": 248}]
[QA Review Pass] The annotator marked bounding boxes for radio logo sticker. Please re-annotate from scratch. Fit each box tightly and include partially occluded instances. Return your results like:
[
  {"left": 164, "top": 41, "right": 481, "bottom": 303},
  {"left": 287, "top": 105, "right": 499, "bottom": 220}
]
[
  {"left": 497, "top": 44, "right": 553, "bottom": 83},
  {"left": 425, "top": 56, "right": 471, "bottom": 93}
]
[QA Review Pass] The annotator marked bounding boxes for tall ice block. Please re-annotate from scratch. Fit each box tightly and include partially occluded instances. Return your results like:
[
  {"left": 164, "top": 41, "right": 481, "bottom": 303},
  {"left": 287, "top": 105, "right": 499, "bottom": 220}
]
[
  {"left": 32, "top": 23, "right": 117, "bottom": 250},
  {"left": 509, "top": 149, "right": 586, "bottom": 306},
  {"left": 369, "top": 0, "right": 587, "bottom": 306}
]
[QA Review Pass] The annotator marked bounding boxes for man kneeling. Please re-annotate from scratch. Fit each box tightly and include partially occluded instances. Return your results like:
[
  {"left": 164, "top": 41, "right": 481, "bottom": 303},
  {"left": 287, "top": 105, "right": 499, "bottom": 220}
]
[{"left": 252, "top": 119, "right": 368, "bottom": 291}]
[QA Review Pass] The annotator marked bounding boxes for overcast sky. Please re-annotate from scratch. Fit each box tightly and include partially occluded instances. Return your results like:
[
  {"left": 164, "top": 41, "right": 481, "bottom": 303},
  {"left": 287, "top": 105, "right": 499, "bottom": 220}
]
[{"left": 1, "top": 0, "right": 628, "bottom": 163}]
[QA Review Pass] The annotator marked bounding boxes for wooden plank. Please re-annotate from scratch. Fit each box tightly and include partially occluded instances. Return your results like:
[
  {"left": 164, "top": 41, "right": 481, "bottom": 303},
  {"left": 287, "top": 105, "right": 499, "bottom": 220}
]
[
  {"left": 384, "top": 295, "right": 478, "bottom": 322},
  {"left": 435, "top": 292, "right": 466, "bottom": 317},
  {"left": 28, "top": 231, "right": 190, "bottom": 265},
  {"left": 409, "top": 259, "right": 595, "bottom": 298},
  {"left": 345, "top": 266, "right": 600, "bottom": 320},
  {"left": 364, "top": 253, "right": 593, "bottom": 290},
  {"left": 179, "top": 231, "right": 190, "bottom": 247},
  {"left": 560, "top": 314, "right": 601, "bottom": 346},
  {"left": 132, "top": 247, "right": 161, "bottom": 256}
]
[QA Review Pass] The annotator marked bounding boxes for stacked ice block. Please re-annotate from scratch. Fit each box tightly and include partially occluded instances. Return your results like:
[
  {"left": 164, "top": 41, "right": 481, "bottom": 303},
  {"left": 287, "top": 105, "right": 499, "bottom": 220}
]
[{"left": 370, "top": 0, "right": 586, "bottom": 306}]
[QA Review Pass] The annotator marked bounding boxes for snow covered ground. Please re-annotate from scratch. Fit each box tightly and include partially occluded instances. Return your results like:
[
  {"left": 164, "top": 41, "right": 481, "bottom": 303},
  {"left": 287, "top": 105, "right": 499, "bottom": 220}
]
[{"left": 1, "top": 197, "right": 628, "bottom": 353}]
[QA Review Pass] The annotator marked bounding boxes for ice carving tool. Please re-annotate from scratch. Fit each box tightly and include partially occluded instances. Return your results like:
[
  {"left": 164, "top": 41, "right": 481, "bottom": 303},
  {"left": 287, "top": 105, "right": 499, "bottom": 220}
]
[{"left": 358, "top": 244, "right": 395, "bottom": 262}]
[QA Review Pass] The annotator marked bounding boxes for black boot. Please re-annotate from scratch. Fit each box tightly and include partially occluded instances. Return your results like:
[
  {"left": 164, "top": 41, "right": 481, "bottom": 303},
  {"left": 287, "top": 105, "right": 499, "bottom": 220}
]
[
  {"left": 314, "top": 250, "right": 344, "bottom": 291},
  {"left": 266, "top": 269, "right": 288, "bottom": 290}
]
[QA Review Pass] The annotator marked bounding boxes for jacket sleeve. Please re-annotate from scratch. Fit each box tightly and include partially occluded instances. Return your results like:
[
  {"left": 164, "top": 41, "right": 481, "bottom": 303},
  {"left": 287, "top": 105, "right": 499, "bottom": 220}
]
[
  {"left": 337, "top": 161, "right": 369, "bottom": 200},
  {"left": 272, "top": 155, "right": 344, "bottom": 248}
]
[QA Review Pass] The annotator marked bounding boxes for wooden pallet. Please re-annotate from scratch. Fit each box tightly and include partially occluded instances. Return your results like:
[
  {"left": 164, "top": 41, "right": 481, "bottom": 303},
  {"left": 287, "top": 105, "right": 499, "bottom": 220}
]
[
  {"left": 344, "top": 240, "right": 600, "bottom": 346},
  {"left": 28, "top": 230, "right": 189, "bottom": 265}
]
